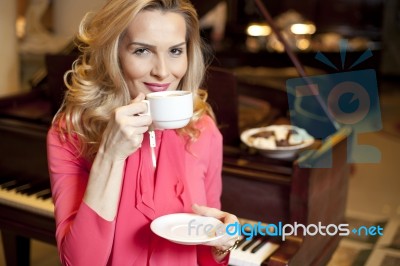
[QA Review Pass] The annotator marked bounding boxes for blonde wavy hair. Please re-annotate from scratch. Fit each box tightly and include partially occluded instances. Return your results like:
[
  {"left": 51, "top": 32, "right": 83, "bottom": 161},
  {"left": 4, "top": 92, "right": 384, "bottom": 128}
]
[{"left": 54, "top": 0, "right": 215, "bottom": 159}]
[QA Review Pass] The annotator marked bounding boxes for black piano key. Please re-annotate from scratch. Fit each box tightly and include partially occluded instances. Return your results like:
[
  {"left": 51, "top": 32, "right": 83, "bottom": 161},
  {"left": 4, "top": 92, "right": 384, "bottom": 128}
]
[
  {"left": 241, "top": 237, "right": 260, "bottom": 251},
  {"left": 0, "top": 179, "right": 18, "bottom": 188},
  {"left": 236, "top": 237, "right": 247, "bottom": 248},
  {"left": 18, "top": 181, "right": 50, "bottom": 195},
  {"left": 14, "top": 183, "right": 32, "bottom": 193},
  {"left": 237, "top": 227, "right": 263, "bottom": 251},
  {"left": 0, "top": 176, "right": 17, "bottom": 185},
  {"left": 36, "top": 188, "right": 52, "bottom": 199},
  {"left": 2, "top": 180, "right": 27, "bottom": 190},
  {"left": 11, "top": 182, "right": 40, "bottom": 192},
  {"left": 251, "top": 238, "right": 268, "bottom": 253},
  {"left": 39, "top": 192, "right": 53, "bottom": 200}
]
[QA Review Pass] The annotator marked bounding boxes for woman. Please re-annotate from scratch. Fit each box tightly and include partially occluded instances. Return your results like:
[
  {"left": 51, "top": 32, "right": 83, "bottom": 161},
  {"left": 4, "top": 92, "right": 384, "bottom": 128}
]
[{"left": 47, "top": 0, "right": 239, "bottom": 265}]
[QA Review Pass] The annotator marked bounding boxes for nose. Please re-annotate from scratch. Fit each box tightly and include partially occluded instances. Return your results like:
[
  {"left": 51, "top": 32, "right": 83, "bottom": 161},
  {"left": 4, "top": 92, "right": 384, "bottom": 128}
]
[{"left": 151, "top": 55, "right": 169, "bottom": 80}]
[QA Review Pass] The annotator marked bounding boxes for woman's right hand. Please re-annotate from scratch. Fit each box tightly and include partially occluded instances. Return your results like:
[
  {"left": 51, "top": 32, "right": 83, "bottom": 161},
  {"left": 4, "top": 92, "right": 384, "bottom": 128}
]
[{"left": 99, "top": 93, "right": 152, "bottom": 161}]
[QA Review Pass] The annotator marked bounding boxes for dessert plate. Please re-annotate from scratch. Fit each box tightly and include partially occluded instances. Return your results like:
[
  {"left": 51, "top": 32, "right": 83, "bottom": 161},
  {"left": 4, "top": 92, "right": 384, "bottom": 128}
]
[
  {"left": 150, "top": 213, "right": 225, "bottom": 245},
  {"left": 241, "top": 125, "right": 314, "bottom": 159}
]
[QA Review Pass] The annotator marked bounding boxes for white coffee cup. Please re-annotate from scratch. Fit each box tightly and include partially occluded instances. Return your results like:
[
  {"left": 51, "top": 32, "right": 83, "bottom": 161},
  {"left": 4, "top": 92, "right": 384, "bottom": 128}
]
[{"left": 143, "top": 90, "right": 193, "bottom": 129}]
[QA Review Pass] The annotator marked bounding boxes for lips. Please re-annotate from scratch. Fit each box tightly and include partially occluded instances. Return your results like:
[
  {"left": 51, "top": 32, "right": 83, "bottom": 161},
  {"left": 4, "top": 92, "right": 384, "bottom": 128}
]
[{"left": 144, "top": 82, "right": 171, "bottom": 92}]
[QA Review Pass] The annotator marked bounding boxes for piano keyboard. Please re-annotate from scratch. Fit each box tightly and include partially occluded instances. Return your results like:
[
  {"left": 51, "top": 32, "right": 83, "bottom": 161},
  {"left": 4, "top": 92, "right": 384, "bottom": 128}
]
[
  {"left": 229, "top": 218, "right": 280, "bottom": 266},
  {"left": 0, "top": 176, "right": 54, "bottom": 217},
  {"left": 1, "top": 177, "right": 281, "bottom": 265}
]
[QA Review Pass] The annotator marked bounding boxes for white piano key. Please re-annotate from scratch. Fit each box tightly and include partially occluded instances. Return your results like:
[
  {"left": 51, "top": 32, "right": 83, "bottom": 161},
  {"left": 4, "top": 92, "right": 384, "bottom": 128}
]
[
  {"left": 229, "top": 219, "right": 281, "bottom": 266},
  {"left": 245, "top": 239, "right": 266, "bottom": 266},
  {"left": 0, "top": 186, "right": 54, "bottom": 217},
  {"left": 229, "top": 235, "right": 247, "bottom": 266},
  {"left": 248, "top": 240, "right": 280, "bottom": 266}
]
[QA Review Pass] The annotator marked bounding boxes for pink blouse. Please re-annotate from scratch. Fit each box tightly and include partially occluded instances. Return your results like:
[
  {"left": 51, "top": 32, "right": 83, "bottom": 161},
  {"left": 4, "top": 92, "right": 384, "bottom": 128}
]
[{"left": 47, "top": 115, "right": 229, "bottom": 266}]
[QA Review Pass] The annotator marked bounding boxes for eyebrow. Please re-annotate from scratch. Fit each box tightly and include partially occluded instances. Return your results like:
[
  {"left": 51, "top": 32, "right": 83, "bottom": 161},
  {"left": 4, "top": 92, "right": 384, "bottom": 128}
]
[{"left": 128, "top": 41, "right": 186, "bottom": 49}]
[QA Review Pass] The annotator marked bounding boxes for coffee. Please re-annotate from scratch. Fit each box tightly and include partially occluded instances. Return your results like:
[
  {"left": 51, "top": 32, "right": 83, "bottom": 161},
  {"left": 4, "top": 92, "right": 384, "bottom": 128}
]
[{"left": 147, "top": 91, "right": 190, "bottom": 99}]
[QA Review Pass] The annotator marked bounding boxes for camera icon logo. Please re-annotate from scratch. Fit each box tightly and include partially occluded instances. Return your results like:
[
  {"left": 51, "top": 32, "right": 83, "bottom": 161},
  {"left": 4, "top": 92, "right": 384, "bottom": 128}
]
[{"left": 286, "top": 40, "right": 382, "bottom": 167}]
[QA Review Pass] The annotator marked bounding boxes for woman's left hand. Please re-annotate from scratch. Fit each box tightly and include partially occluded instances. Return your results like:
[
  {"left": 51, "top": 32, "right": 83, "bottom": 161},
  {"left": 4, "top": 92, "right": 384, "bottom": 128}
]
[{"left": 192, "top": 204, "right": 240, "bottom": 259}]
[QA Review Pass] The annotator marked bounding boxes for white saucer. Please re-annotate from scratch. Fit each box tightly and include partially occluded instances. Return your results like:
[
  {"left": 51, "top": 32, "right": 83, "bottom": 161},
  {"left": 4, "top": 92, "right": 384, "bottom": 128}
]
[
  {"left": 150, "top": 213, "right": 226, "bottom": 245},
  {"left": 241, "top": 125, "right": 314, "bottom": 159}
]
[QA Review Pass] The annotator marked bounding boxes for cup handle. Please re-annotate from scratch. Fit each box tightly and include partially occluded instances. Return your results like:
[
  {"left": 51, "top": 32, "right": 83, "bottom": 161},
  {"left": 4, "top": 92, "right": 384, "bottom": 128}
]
[{"left": 140, "top": 99, "right": 150, "bottom": 116}]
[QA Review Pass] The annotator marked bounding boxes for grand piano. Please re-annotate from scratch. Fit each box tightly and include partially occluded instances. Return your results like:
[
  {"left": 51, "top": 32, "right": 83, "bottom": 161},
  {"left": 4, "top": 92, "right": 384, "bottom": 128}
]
[{"left": 0, "top": 45, "right": 352, "bottom": 265}]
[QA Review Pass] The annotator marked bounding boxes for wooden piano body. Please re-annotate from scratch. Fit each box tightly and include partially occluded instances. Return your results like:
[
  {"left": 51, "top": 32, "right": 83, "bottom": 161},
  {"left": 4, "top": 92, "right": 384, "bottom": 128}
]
[
  {"left": 206, "top": 67, "right": 352, "bottom": 265},
  {"left": 0, "top": 104, "right": 55, "bottom": 266},
  {"left": 220, "top": 127, "right": 351, "bottom": 266},
  {"left": 0, "top": 56, "right": 352, "bottom": 265}
]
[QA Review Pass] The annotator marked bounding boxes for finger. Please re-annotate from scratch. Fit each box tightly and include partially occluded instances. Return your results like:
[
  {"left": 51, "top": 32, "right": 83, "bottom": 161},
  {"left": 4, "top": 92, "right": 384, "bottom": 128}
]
[
  {"left": 124, "top": 93, "right": 147, "bottom": 115},
  {"left": 116, "top": 115, "right": 152, "bottom": 134},
  {"left": 192, "top": 204, "right": 226, "bottom": 220},
  {"left": 223, "top": 213, "right": 238, "bottom": 224},
  {"left": 206, "top": 233, "right": 239, "bottom": 249},
  {"left": 129, "top": 126, "right": 150, "bottom": 136},
  {"left": 193, "top": 204, "right": 239, "bottom": 229},
  {"left": 131, "top": 93, "right": 146, "bottom": 103},
  {"left": 130, "top": 132, "right": 144, "bottom": 145},
  {"left": 192, "top": 204, "right": 240, "bottom": 248},
  {"left": 115, "top": 102, "right": 149, "bottom": 118},
  {"left": 125, "top": 114, "right": 152, "bottom": 127}
]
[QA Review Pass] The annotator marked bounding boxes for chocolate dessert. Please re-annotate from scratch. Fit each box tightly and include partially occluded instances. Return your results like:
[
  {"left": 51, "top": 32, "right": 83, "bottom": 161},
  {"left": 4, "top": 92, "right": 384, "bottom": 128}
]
[{"left": 248, "top": 127, "right": 304, "bottom": 148}]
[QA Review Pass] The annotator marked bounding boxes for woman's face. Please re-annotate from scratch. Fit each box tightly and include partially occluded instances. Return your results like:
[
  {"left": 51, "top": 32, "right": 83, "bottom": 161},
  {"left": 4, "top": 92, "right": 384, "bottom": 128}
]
[{"left": 119, "top": 10, "right": 188, "bottom": 98}]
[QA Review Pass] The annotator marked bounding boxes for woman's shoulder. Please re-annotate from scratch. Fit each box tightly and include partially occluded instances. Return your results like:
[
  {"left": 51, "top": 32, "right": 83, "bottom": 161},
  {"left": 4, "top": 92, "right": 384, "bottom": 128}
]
[
  {"left": 48, "top": 118, "right": 67, "bottom": 140},
  {"left": 47, "top": 119, "right": 64, "bottom": 141},
  {"left": 47, "top": 119, "right": 80, "bottom": 152},
  {"left": 196, "top": 114, "right": 216, "bottom": 128},
  {"left": 196, "top": 115, "right": 222, "bottom": 140}
]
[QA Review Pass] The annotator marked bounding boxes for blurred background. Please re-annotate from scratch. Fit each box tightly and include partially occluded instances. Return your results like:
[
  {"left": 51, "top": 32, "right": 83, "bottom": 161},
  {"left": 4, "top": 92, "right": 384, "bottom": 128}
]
[{"left": 0, "top": 0, "right": 399, "bottom": 265}]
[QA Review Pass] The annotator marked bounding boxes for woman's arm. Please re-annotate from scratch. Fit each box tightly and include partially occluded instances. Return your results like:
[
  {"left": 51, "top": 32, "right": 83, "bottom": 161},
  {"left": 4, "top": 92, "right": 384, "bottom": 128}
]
[
  {"left": 83, "top": 94, "right": 151, "bottom": 221},
  {"left": 47, "top": 128, "right": 117, "bottom": 265},
  {"left": 194, "top": 116, "right": 232, "bottom": 265},
  {"left": 48, "top": 94, "right": 152, "bottom": 265}
]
